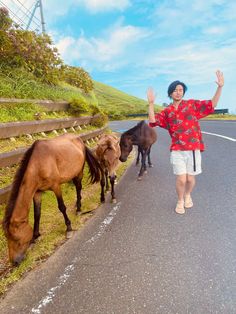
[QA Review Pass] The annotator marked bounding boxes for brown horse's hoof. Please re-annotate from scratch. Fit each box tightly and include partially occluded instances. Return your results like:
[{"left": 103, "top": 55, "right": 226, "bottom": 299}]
[
  {"left": 144, "top": 170, "right": 148, "bottom": 174},
  {"left": 111, "top": 198, "right": 117, "bottom": 204},
  {"left": 137, "top": 176, "right": 142, "bottom": 181},
  {"left": 66, "top": 231, "right": 74, "bottom": 239}
]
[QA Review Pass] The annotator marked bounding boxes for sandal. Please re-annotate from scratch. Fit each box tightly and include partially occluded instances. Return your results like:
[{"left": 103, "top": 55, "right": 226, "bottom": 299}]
[
  {"left": 185, "top": 195, "right": 193, "bottom": 208},
  {"left": 175, "top": 200, "right": 185, "bottom": 214}
]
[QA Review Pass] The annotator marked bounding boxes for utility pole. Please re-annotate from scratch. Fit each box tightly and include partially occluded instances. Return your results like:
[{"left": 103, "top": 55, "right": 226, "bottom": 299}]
[{"left": 26, "top": 0, "right": 46, "bottom": 33}]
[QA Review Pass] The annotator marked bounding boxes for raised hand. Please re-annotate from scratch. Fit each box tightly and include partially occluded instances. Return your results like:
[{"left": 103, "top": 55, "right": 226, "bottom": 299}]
[
  {"left": 147, "top": 87, "right": 156, "bottom": 104},
  {"left": 215, "top": 70, "right": 224, "bottom": 87}
]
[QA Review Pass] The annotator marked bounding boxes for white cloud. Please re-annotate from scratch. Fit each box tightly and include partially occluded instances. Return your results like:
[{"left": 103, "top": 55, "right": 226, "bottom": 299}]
[
  {"left": 203, "top": 26, "right": 226, "bottom": 35},
  {"left": 80, "top": 0, "right": 131, "bottom": 13},
  {"left": 55, "top": 23, "right": 150, "bottom": 70},
  {"left": 151, "top": 0, "right": 236, "bottom": 39},
  {"left": 42, "top": 0, "right": 131, "bottom": 18},
  {"left": 56, "top": 37, "right": 76, "bottom": 56},
  {"left": 129, "top": 39, "right": 236, "bottom": 94}
]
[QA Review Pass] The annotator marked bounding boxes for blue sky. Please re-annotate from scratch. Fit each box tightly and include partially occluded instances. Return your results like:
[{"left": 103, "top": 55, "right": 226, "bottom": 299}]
[{"left": 4, "top": 0, "right": 236, "bottom": 113}]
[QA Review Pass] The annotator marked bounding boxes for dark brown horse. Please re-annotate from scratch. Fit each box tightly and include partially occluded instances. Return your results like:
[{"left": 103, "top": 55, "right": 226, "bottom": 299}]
[
  {"left": 3, "top": 134, "right": 101, "bottom": 266},
  {"left": 119, "top": 120, "right": 157, "bottom": 179},
  {"left": 95, "top": 134, "right": 121, "bottom": 203}
]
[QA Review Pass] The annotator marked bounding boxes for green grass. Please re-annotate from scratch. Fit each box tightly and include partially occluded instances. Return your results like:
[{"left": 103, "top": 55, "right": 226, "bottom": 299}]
[
  {"left": 0, "top": 69, "right": 84, "bottom": 101},
  {"left": 0, "top": 151, "right": 134, "bottom": 295},
  {"left": 0, "top": 124, "right": 99, "bottom": 154},
  {"left": 0, "top": 103, "right": 72, "bottom": 123},
  {"left": 0, "top": 68, "right": 162, "bottom": 117},
  {"left": 93, "top": 81, "right": 161, "bottom": 116},
  {"left": 205, "top": 114, "right": 236, "bottom": 120}
]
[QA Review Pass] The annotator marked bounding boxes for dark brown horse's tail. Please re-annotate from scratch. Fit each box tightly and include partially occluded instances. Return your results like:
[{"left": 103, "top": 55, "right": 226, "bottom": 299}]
[{"left": 85, "top": 146, "right": 102, "bottom": 184}]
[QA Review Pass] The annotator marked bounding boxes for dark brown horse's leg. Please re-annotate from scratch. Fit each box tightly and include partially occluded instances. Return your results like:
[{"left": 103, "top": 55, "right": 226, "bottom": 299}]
[
  {"left": 73, "top": 174, "right": 83, "bottom": 215},
  {"left": 138, "top": 149, "right": 147, "bottom": 179},
  {"left": 32, "top": 191, "right": 42, "bottom": 242},
  {"left": 109, "top": 174, "right": 117, "bottom": 203},
  {"left": 136, "top": 146, "right": 141, "bottom": 165},
  {"left": 100, "top": 170, "right": 105, "bottom": 203},
  {"left": 105, "top": 168, "right": 109, "bottom": 191},
  {"left": 54, "top": 186, "right": 72, "bottom": 237},
  {"left": 148, "top": 145, "right": 153, "bottom": 167}
]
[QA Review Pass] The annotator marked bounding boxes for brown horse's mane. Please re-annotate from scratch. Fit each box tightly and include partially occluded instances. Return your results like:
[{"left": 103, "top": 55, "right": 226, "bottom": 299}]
[
  {"left": 122, "top": 120, "right": 146, "bottom": 136},
  {"left": 3, "top": 141, "right": 38, "bottom": 235}
]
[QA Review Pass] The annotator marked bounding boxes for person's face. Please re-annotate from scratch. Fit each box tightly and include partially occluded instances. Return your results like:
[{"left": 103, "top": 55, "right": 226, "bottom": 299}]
[{"left": 171, "top": 84, "right": 184, "bottom": 101}]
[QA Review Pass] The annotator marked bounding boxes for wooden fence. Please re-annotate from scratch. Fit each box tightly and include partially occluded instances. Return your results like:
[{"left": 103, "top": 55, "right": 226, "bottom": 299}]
[
  {"left": 0, "top": 98, "right": 69, "bottom": 111},
  {"left": 0, "top": 126, "right": 107, "bottom": 204},
  {"left": 0, "top": 97, "right": 109, "bottom": 205},
  {"left": 0, "top": 115, "right": 99, "bottom": 139}
]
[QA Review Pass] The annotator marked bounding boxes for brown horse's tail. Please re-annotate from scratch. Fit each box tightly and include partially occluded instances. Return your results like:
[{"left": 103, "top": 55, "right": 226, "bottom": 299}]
[{"left": 85, "top": 146, "right": 102, "bottom": 184}]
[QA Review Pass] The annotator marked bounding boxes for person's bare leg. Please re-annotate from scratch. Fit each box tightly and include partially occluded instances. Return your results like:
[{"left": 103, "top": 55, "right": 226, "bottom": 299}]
[
  {"left": 185, "top": 174, "right": 195, "bottom": 195},
  {"left": 175, "top": 174, "right": 187, "bottom": 214},
  {"left": 185, "top": 174, "right": 195, "bottom": 208},
  {"left": 176, "top": 174, "right": 187, "bottom": 201}
]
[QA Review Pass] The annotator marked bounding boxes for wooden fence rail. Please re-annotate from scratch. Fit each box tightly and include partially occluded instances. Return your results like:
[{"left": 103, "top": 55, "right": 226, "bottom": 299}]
[
  {"left": 0, "top": 126, "right": 107, "bottom": 205},
  {"left": 0, "top": 115, "right": 99, "bottom": 139},
  {"left": 0, "top": 98, "right": 69, "bottom": 111}
]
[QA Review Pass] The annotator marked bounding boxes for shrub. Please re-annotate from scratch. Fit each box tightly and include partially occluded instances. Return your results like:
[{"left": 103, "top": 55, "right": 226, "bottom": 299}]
[
  {"left": 63, "top": 66, "right": 93, "bottom": 93},
  {"left": 90, "top": 113, "right": 108, "bottom": 127},
  {"left": 69, "top": 97, "right": 89, "bottom": 115}
]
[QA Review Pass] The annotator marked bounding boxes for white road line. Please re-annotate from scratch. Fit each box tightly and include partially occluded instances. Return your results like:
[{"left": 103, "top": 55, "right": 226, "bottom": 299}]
[
  {"left": 202, "top": 131, "right": 236, "bottom": 142},
  {"left": 86, "top": 202, "right": 121, "bottom": 244},
  {"left": 31, "top": 202, "right": 121, "bottom": 313}
]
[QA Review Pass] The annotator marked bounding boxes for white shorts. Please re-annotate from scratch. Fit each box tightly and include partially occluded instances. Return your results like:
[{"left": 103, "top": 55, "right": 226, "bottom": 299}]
[{"left": 170, "top": 150, "right": 202, "bottom": 175}]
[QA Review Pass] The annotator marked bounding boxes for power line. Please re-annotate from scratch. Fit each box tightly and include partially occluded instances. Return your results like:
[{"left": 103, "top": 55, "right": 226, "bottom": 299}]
[
  {"left": 0, "top": 0, "right": 45, "bottom": 32},
  {"left": 0, "top": 0, "right": 27, "bottom": 30},
  {"left": 16, "top": 0, "right": 41, "bottom": 24},
  {"left": 0, "top": 0, "right": 40, "bottom": 31}
]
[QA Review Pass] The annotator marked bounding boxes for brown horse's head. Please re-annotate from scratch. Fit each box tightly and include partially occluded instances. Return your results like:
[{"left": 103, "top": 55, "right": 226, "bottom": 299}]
[
  {"left": 119, "top": 134, "right": 133, "bottom": 162},
  {"left": 6, "top": 221, "right": 33, "bottom": 266}
]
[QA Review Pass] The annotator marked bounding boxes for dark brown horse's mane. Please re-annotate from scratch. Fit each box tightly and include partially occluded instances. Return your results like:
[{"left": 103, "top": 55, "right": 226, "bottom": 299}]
[
  {"left": 122, "top": 120, "right": 146, "bottom": 136},
  {"left": 3, "top": 141, "right": 38, "bottom": 235}
]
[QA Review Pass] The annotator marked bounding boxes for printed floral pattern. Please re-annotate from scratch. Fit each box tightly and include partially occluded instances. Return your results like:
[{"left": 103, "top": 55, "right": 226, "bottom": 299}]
[{"left": 149, "top": 99, "right": 214, "bottom": 151}]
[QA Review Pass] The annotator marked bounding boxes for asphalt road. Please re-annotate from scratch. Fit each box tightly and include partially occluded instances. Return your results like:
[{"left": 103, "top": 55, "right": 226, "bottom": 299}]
[{"left": 0, "top": 120, "right": 236, "bottom": 314}]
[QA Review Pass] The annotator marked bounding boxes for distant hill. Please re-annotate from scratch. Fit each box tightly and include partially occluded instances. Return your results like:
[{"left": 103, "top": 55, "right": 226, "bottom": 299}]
[
  {"left": 93, "top": 81, "right": 161, "bottom": 116},
  {"left": 0, "top": 68, "right": 161, "bottom": 117}
]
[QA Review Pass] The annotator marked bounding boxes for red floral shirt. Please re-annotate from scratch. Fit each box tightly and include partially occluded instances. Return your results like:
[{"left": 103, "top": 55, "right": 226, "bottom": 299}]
[{"left": 149, "top": 99, "right": 214, "bottom": 151}]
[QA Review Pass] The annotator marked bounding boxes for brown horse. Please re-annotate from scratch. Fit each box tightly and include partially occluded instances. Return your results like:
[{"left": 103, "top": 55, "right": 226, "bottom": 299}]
[
  {"left": 3, "top": 134, "right": 101, "bottom": 266},
  {"left": 119, "top": 120, "right": 157, "bottom": 179},
  {"left": 95, "top": 134, "right": 121, "bottom": 203}
]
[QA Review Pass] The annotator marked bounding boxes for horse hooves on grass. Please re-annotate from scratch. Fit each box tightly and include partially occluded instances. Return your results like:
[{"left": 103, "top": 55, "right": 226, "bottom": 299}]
[
  {"left": 76, "top": 211, "right": 81, "bottom": 216},
  {"left": 66, "top": 231, "right": 74, "bottom": 239}
]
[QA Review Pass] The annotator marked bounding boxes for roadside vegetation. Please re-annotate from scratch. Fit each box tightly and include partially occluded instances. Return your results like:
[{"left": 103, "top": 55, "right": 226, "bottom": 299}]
[
  {"left": 0, "top": 7, "right": 160, "bottom": 118},
  {"left": 0, "top": 4, "right": 235, "bottom": 297},
  {"left": 0, "top": 7, "right": 139, "bottom": 295},
  {"left": 0, "top": 151, "right": 134, "bottom": 295}
]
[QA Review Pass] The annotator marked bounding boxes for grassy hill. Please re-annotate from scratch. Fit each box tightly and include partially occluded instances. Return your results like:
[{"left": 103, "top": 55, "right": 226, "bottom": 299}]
[
  {"left": 0, "top": 68, "right": 161, "bottom": 118},
  {"left": 93, "top": 81, "right": 152, "bottom": 116}
]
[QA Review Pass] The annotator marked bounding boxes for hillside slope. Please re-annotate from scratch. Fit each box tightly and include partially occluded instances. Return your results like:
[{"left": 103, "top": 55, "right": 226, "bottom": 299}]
[{"left": 94, "top": 81, "right": 150, "bottom": 115}]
